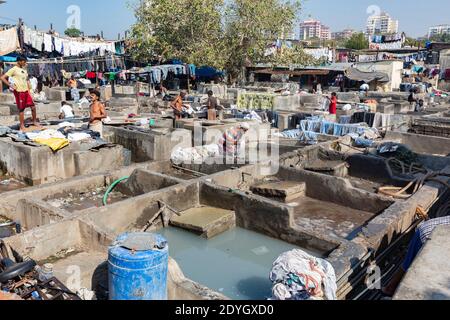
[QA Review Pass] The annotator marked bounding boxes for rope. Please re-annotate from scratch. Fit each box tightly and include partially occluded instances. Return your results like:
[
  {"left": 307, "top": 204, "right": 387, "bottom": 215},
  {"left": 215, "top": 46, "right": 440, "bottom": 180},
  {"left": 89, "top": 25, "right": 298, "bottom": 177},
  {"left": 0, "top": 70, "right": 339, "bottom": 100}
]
[
  {"left": 378, "top": 170, "right": 450, "bottom": 199},
  {"left": 415, "top": 206, "right": 429, "bottom": 221}
]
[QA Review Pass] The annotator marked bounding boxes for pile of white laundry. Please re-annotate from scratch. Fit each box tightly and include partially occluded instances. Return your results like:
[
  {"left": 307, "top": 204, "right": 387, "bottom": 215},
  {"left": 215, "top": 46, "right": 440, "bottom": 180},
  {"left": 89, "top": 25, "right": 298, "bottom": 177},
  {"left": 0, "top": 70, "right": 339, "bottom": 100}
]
[
  {"left": 25, "top": 129, "right": 66, "bottom": 140},
  {"left": 171, "top": 144, "right": 221, "bottom": 164},
  {"left": 270, "top": 249, "right": 337, "bottom": 300}
]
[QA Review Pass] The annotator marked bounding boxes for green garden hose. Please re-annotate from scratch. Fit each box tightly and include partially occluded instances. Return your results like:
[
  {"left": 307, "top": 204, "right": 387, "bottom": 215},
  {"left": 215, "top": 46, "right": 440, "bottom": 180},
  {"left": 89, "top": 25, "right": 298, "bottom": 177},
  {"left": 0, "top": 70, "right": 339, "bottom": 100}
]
[{"left": 103, "top": 176, "right": 129, "bottom": 206}]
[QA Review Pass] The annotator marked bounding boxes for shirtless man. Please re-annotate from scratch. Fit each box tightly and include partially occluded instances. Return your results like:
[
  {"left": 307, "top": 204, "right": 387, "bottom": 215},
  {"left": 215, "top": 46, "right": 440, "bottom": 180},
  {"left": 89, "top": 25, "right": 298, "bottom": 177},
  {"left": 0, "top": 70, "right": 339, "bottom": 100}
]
[
  {"left": 170, "top": 90, "right": 187, "bottom": 120},
  {"left": 89, "top": 90, "right": 107, "bottom": 138}
]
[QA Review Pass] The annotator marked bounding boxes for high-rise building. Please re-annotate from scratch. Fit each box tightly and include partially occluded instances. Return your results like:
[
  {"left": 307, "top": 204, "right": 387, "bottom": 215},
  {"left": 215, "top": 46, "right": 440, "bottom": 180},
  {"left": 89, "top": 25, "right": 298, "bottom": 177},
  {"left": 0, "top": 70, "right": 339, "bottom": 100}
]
[
  {"left": 366, "top": 12, "right": 399, "bottom": 35},
  {"left": 428, "top": 25, "right": 450, "bottom": 39},
  {"left": 300, "top": 19, "right": 331, "bottom": 41},
  {"left": 320, "top": 25, "right": 331, "bottom": 40},
  {"left": 331, "top": 29, "right": 356, "bottom": 40}
]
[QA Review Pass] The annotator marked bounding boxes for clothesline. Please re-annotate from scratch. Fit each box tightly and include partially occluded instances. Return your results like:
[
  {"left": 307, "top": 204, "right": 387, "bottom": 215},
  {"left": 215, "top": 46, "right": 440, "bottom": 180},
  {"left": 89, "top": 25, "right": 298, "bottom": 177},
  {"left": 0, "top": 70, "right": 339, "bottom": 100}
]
[{"left": 5, "top": 55, "right": 125, "bottom": 65}]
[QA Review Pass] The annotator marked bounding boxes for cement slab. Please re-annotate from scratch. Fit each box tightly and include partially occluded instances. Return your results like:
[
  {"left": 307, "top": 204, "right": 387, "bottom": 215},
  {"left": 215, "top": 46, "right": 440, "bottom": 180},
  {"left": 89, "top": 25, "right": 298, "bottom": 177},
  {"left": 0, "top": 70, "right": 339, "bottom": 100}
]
[
  {"left": 250, "top": 181, "right": 306, "bottom": 201},
  {"left": 171, "top": 206, "right": 236, "bottom": 239},
  {"left": 291, "top": 196, "right": 376, "bottom": 241},
  {"left": 50, "top": 251, "right": 107, "bottom": 292},
  {"left": 394, "top": 225, "right": 450, "bottom": 300}
]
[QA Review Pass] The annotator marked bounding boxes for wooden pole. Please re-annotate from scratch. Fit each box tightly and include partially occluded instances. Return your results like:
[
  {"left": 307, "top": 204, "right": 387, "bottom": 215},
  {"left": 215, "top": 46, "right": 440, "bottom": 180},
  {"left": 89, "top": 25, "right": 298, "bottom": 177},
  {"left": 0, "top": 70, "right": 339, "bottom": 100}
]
[{"left": 18, "top": 18, "right": 23, "bottom": 54}]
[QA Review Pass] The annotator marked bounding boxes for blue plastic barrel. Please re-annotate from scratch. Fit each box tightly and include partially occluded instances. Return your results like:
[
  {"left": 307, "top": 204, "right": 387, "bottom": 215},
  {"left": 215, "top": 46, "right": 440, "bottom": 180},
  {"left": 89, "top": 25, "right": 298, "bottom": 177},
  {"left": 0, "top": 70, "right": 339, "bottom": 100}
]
[{"left": 108, "top": 232, "right": 169, "bottom": 300}]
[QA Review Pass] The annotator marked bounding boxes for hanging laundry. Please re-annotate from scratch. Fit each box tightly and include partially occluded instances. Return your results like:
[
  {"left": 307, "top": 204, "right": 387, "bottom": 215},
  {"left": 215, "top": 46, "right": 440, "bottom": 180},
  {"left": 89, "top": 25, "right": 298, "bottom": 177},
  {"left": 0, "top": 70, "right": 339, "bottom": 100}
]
[{"left": 0, "top": 28, "right": 20, "bottom": 56}]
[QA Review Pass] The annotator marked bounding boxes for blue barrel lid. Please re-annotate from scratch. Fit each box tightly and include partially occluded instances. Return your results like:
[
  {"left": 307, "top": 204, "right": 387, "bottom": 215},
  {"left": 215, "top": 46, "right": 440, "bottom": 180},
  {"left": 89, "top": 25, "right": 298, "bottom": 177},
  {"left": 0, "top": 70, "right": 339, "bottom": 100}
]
[
  {"left": 109, "top": 233, "right": 168, "bottom": 266},
  {"left": 113, "top": 232, "right": 167, "bottom": 251}
]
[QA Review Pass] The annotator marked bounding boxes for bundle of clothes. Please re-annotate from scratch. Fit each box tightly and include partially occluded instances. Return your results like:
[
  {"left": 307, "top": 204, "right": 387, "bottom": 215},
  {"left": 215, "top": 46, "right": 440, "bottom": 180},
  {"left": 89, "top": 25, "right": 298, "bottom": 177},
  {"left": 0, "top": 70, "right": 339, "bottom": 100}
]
[
  {"left": 350, "top": 111, "right": 393, "bottom": 129},
  {"left": 171, "top": 144, "right": 221, "bottom": 165},
  {"left": 270, "top": 249, "right": 337, "bottom": 301},
  {"left": 274, "top": 129, "right": 318, "bottom": 145},
  {"left": 231, "top": 109, "right": 279, "bottom": 127},
  {"left": 0, "top": 125, "right": 106, "bottom": 152},
  {"left": 274, "top": 116, "right": 380, "bottom": 146}
]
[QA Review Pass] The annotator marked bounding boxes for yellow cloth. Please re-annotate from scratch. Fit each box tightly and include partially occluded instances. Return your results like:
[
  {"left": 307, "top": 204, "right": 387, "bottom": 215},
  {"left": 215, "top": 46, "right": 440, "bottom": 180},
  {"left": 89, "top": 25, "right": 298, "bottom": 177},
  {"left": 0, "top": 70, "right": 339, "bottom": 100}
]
[
  {"left": 5, "top": 66, "right": 29, "bottom": 92},
  {"left": 33, "top": 138, "right": 69, "bottom": 152}
]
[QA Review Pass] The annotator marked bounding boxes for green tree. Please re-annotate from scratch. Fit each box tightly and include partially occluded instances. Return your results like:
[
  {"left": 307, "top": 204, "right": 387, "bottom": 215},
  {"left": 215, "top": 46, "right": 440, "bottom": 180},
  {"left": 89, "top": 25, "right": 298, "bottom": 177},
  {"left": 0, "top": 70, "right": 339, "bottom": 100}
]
[
  {"left": 430, "top": 33, "right": 450, "bottom": 43},
  {"left": 404, "top": 37, "right": 426, "bottom": 48},
  {"left": 268, "top": 45, "right": 321, "bottom": 67},
  {"left": 64, "top": 28, "right": 82, "bottom": 38},
  {"left": 129, "top": 0, "right": 310, "bottom": 82},
  {"left": 129, "top": 0, "right": 226, "bottom": 68},
  {"left": 345, "top": 32, "right": 369, "bottom": 50},
  {"left": 223, "top": 0, "right": 302, "bottom": 81}
]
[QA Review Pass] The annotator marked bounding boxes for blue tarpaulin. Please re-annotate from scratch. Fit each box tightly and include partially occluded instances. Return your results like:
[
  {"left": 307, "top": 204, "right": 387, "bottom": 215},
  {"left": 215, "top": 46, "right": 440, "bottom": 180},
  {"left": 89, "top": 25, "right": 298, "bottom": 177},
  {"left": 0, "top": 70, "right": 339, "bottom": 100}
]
[{"left": 0, "top": 56, "right": 17, "bottom": 62}]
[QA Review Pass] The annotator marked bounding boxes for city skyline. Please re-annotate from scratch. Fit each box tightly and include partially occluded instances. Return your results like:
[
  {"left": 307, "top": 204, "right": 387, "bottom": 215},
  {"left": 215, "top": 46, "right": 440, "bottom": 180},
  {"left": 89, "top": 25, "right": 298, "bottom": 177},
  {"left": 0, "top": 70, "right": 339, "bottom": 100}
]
[
  {"left": 300, "top": 0, "right": 450, "bottom": 38},
  {"left": 0, "top": 0, "right": 449, "bottom": 39}
]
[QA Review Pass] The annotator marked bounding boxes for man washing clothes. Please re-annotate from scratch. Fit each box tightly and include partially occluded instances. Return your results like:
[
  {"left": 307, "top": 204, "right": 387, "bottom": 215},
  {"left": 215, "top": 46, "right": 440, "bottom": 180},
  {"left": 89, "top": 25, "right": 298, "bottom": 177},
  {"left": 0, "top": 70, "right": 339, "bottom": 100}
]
[
  {"left": 171, "top": 90, "right": 187, "bottom": 120},
  {"left": 89, "top": 90, "right": 107, "bottom": 138},
  {"left": 206, "top": 90, "right": 221, "bottom": 121},
  {"left": 218, "top": 122, "right": 250, "bottom": 157},
  {"left": 0, "top": 56, "right": 41, "bottom": 131}
]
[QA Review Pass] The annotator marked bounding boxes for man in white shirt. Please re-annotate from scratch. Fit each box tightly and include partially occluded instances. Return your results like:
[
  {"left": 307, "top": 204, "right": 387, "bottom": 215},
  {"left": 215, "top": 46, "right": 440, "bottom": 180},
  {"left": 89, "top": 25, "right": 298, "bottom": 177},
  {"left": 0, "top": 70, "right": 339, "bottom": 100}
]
[
  {"left": 59, "top": 101, "right": 75, "bottom": 119},
  {"left": 360, "top": 83, "right": 370, "bottom": 92}
]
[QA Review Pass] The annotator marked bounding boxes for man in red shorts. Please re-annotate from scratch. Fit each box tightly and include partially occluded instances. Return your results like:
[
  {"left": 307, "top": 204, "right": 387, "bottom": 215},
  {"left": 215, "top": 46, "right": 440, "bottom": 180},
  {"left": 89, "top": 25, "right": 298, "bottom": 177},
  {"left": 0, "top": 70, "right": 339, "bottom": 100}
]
[{"left": 0, "top": 56, "right": 40, "bottom": 131}]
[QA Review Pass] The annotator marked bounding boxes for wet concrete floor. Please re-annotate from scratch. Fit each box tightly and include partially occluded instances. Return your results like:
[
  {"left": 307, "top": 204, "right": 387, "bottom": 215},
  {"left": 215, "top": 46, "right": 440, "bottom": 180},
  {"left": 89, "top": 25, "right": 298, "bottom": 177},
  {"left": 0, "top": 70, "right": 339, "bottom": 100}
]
[
  {"left": 47, "top": 188, "right": 129, "bottom": 212},
  {"left": 289, "top": 196, "right": 376, "bottom": 240}
]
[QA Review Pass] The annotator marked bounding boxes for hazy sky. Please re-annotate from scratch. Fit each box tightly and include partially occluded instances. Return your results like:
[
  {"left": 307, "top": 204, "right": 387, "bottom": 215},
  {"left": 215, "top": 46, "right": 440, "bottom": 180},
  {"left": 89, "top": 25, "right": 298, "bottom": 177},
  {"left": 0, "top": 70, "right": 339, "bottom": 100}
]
[{"left": 1, "top": 0, "right": 449, "bottom": 39}]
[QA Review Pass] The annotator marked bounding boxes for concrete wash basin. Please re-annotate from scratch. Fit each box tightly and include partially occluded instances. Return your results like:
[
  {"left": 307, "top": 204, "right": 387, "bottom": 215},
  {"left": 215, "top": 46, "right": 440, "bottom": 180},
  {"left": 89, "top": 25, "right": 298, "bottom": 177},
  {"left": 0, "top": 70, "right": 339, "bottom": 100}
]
[
  {"left": 281, "top": 143, "right": 413, "bottom": 194},
  {"left": 0, "top": 138, "right": 126, "bottom": 186},
  {"left": 2, "top": 218, "right": 226, "bottom": 300},
  {"left": 75, "top": 179, "right": 327, "bottom": 300},
  {"left": 207, "top": 164, "right": 394, "bottom": 244},
  {"left": 2, "top": 219, "right": 110, "bottom": 295}
]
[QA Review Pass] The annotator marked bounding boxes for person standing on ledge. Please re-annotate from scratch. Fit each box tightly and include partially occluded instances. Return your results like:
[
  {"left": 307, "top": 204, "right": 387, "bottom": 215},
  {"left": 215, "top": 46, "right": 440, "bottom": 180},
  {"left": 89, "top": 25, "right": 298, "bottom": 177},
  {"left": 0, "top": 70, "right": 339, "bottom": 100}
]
[
  {"left": 206, "top": 90, "right": 219, "bottom": 121},
  {"left": 328, "top": 92, "right": 338, "bottom": 115},
  {"left": 171, "top": 90, "right": 187, "bottom": 120},
  {"left": 89, "top": 90, "right": 107, "bottom": 138},
  {"left": 67, "top": 75, "right": 80, "bottom": 103},
  {"left": 0, "top": 56, "right": 41, "bottom": 131}
]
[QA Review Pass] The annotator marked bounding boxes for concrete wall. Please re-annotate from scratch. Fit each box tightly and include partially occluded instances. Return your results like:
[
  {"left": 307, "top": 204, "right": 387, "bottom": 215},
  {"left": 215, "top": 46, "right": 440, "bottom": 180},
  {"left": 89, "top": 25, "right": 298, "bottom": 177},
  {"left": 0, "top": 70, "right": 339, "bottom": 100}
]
[
  {"left": 104, "top": 126, "right": 192, "bottom": 162},
  {"left": 117, "top": 169, "right": 185, "bottom": 196},
  {"left": 385, "top": 131, "right": 450, "bottom": 156},
  {"left": 356, "top": 60, "right": 404, "bottom": 91},
  {"left": 16, "top": 198, "right": 71, "bottom": 230},
  {"left": 199, "top": 181, "right": 337, "bottom": 254},
  {"left": 277, "top": 166, "right": 393, "bottom": 214},
  {"left": 0, "top": 139, "right": 125, "bottom": 185},
  {"left": 80, "top": 183, "right": 200, "bottom": 236}
]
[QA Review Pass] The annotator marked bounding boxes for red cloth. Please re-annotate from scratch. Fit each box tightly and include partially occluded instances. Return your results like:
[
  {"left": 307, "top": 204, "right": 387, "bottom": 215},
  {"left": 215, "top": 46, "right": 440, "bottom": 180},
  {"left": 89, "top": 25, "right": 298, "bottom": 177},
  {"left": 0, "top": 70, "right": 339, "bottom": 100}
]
[
  {"left": 329, "top": 96, "right": 337, "bottom": 115},
  {"left": 13, "top": 90, "right": 35, "bottom": 111},
  {"left": 445, "top": 69, "right": 450, "bottom": 81},
  {"left": 86, "top": 72, "right": 96, "bottom": 79}
]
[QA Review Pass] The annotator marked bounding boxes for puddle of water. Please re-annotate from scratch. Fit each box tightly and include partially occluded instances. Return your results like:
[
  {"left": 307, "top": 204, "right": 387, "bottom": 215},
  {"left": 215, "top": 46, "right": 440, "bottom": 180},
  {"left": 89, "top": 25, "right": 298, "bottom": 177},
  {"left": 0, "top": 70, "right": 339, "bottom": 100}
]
[{"left": 159, "top": 227, "right": 321, "bottom": 300}]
